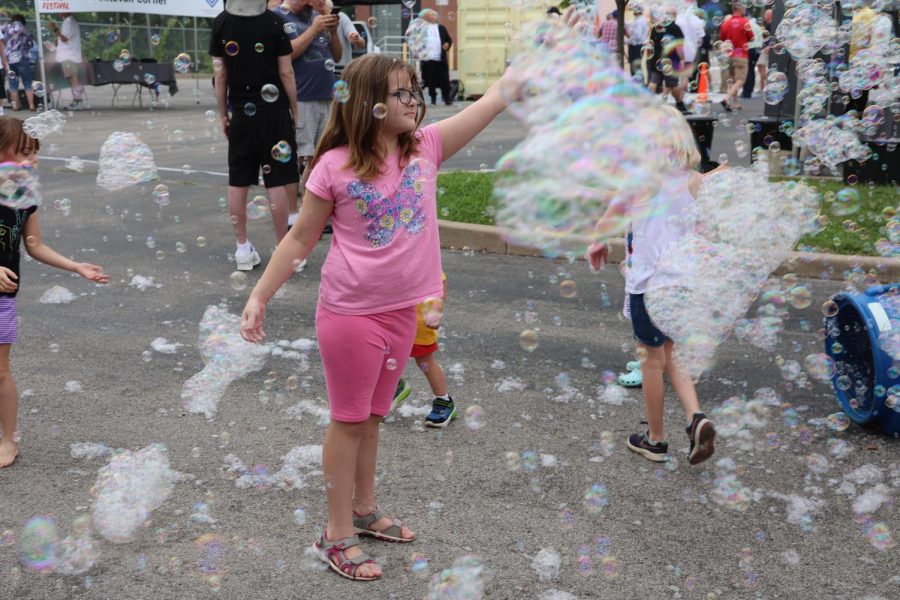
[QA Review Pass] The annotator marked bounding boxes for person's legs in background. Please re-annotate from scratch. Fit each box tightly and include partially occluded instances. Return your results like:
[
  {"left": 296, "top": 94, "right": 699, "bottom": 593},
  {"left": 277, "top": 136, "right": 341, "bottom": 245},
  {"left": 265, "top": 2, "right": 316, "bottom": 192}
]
[
  {"left": 62, "top": 61, "right": 83, "bottom": 108},
  {"left": 421, "top": 61, "right": 438, "bottom": 105},
  {"left": 437, "top": 60, "right": 452, "bottom": 105},
  {"left": 741, "top": 48, "right": 759, "bottom": 99},
  {"left": 727, "top": 57, "right": 748, "bottom": 108}
]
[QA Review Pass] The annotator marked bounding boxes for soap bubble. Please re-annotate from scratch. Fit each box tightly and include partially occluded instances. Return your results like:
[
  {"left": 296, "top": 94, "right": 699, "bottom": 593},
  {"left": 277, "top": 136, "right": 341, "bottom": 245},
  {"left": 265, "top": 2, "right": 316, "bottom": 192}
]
[
  {"left": 261, "top": 83, "right": 280, "bottom": 103},
  {"left": 229, "top": 271, "right": 248, "bottom": 291},
  {"left": 832, "top": 188, "right": 861, "bottom": 216},
  {"left": 822, "top": 300, "right": 839, "bottom": 317},
  {"left": 367, "top": 16, "right": 378, "bottom": 29},
  {"left": 271, "top": 140, "right": 293, "bottom": 163},
  {"left": 559, "top": 280, "right": 577, "bottom": 298},
  {"left": 173, "top": 52, "right": 193, "bottom": 73},
  {"left": 181, "top": 306, "right": 272, "bottom": 419},
  {"left": 31, "top": 81, "right": 45, "bottom": 97},
  {"left": 764, "top": 71, "right": 789, "bottom": 105},
  {"left": 519, "top": 329, "right": 539, "bottom": 352},
  {"left": 23, "top": 109, "right": 66, "bottom": 140},
  {"left": 583, "top": 483, "right": 609, "bottom": 515},
  {"left": 372, "top": 103, "right": 388, "bottom": 119},
  {"left": 0, "top": 162, "right": 41, "bottom": 209},
  {"left": 464, "top": 405, "right": 485, "bottom": 431},
  {"left": 152, "top": 184, "right": 170, "bottom": 206},
  {"left": 144, "top": 73, "right": 156, "bottom": 85},
  {"left": 92, "top": 444, "right": 176, "bottom": 543},
  {"left": 386, "top": 358, "right": 398, "bottom": 371},
  {"left": 243, "top": 102, "right": 257, "bottom": 116},
  {"left": 96, "top": 132, "right": 158, "bottom": 191},
  {"left": 247, "top": 195, "right": 269, "bottom": 220},
  {"left": 425, "top": 555, "right": 484, "bottom": 599},
  {"left": 333, "top": 80, "right": 350, "bottom": 103},
  {"left": 254, "top": 42, "right": 265, "bottom": 53},
  {"left": 150, "top": 34, "right": 161, "bottom": 46},
  {"left": 826, "top": 412, "right": 851, "bottom": 431},
  {"left": 324, "top": 59, "right": 335, "bottom": 72},
  {"left": 293, "top": 508, "right": 307, "bottom": 525},
  {"left": 19, "top": 516, "right": 59, "bottom": 572}
]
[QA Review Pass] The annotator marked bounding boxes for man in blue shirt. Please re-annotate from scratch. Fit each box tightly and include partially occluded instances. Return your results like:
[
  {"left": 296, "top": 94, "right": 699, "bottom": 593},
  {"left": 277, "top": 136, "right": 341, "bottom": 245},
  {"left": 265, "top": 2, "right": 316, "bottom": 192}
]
[{"left": 277, "top": 0, "right": 342, "bottom": 227}]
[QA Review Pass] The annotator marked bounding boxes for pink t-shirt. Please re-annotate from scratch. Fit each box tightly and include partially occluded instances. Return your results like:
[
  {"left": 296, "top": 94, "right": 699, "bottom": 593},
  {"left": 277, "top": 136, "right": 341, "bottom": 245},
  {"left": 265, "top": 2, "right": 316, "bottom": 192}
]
[{"left": 305, "top": 125, "right": 444, "bottom": 315}]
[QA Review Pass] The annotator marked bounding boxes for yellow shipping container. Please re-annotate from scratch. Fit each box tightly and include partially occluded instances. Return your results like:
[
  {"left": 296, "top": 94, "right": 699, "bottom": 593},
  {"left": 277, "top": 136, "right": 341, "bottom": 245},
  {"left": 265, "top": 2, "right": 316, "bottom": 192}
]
[{"left": 456, "top": 0, "right": 547, "bottom": 97}]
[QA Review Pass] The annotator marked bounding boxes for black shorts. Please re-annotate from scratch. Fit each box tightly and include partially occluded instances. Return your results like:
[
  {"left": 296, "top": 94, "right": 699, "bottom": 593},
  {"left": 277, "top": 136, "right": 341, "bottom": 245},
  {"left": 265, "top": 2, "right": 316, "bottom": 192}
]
[
  {"left": 629, "top": 293, "right": 670, "bottom": 347},
  {"left": 648, "top": 69, "right": 679, "bottom": 89},
  {"left": 228, "top": 109, "right": 299, "bottom": 188}
]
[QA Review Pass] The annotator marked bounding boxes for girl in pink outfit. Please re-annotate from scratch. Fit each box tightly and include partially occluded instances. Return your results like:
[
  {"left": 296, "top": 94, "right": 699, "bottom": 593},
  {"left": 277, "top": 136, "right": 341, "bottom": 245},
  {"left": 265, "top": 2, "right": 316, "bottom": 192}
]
[{"left": 240, "top": 53, "right": 519, "bottom": 581}]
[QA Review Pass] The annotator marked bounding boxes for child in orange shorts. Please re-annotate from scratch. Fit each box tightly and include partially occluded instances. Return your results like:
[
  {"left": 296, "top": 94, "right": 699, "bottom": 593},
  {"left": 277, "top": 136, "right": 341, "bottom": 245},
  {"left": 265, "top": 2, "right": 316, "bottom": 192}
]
[{"left": 392, "top": 274, "right": 455, "bottom": 427}]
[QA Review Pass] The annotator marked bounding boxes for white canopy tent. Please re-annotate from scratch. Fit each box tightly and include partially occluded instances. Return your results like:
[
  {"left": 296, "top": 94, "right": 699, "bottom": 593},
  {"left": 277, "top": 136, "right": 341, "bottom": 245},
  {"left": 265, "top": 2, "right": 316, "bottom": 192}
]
[{"left": 34, "top": 0, "right": 224, "bottom": 108}]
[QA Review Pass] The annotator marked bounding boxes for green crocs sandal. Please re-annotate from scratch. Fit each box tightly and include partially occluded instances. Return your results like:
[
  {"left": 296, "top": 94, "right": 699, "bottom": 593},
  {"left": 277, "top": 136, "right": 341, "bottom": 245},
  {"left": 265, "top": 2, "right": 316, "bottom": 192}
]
[
  {"left": 617, "top": 369, "right": 642, "bottom": 388},
  {"left": 353, "top": 508, "right": 415, "bottom": 543},
  {"left": 625, "top": 361, "right": 641, "bottom": 372},
  {"left": 391, "top": 379, "right": 412, "bottom": 411}
]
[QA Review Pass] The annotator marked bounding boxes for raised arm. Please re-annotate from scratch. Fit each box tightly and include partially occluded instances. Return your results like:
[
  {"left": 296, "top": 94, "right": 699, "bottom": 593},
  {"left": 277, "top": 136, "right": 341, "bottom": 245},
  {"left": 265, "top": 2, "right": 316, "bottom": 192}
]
[{"left": 434, "top": 74, "right": 511, "bottom": 161}]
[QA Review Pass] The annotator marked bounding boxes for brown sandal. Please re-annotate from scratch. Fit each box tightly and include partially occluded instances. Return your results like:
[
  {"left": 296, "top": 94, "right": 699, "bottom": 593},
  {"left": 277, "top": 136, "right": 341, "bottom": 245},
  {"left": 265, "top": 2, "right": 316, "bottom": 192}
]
[
  {"left": 313, "top": 533, "right": 381, "bottom": 581},
  {"left": 353, "top": 508, "right": 415, "bottom": 543}
]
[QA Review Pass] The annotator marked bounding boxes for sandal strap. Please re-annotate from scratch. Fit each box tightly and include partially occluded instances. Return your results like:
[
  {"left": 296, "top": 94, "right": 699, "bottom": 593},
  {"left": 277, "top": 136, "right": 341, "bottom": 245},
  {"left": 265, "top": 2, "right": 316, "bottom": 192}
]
[
  {"left": 320, "top": 533, "right": 361, "bottom": 552},
  {"left": 352, "top": 509, "right": 385, "bottom": 529},
  {"left": 320, "top": 535, "right": 376, "bottom": 576}
]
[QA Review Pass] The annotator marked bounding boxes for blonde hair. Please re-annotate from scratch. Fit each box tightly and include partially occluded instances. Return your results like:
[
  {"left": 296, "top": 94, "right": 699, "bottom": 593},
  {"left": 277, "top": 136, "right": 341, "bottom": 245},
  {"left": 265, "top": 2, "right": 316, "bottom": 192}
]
[
  {"left": 650, "top": 104, "right": 701, "bottom": 170},
  {"left": 311, "top": 54, "right": 425, "bottom": 180}
]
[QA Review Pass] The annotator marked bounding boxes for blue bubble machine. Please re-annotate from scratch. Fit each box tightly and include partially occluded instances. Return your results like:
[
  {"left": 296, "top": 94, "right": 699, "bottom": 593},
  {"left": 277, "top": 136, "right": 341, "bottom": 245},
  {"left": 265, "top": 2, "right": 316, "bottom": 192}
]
[{"left": 825, "top": 284, "right": 900, "bottom": 437}]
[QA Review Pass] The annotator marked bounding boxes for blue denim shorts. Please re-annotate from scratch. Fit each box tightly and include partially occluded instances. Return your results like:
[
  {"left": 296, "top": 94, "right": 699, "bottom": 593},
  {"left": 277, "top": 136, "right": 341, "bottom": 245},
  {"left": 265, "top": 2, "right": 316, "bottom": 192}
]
[{"left": 629, "top": 293, "right": 669, "bottom": 347}]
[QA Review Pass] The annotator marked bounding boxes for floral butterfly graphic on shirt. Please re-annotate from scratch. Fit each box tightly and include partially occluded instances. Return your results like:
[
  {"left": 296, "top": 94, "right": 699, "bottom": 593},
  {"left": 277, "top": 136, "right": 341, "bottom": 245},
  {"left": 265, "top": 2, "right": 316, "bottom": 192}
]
[{"left": 347, "top": 162, "right": 426, "bottom": 248}]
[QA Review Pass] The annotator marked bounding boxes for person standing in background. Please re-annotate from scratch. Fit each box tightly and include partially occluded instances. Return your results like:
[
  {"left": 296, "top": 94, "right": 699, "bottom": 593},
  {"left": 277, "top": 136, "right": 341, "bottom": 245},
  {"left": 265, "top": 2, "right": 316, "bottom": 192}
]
[
  {"left": 278, "top": 0, "right": 342, "bottom": 230},
  {"left": 675, "top": 4, "right": 705, "bottom": 103},
  {"left": 741, "top": 11, "right": 764, "bottom": 99},
  {"left": 718, "top": 2, "right": 754, "bottom": 111},
  {"left": 5, "top": 16, "right": 34, "bottom": 112},
  {"left": 626, "top": 5, "right": 649, "bottom": 78},
  {"left": 329, "top": 1, "right": 365, "bottom": 80},
  {"left": 211, "top": 0, "right": 300, "bottom": 270},
  {"left": 419, "top": 9, "right": 453, "bottom": 106},
  {"left": 48, "top": 12, "right": 83, "bottom": 110},
  {"left": 599, "top": 11, "right": 618, "bottom": 53}
]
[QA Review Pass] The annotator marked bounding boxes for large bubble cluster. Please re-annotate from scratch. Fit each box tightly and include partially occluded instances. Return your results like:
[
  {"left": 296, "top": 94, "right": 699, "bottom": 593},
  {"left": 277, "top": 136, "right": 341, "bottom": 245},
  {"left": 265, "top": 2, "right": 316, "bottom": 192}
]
[
  {"left": 91, "top": 443, "right": 176, "bottom": 543},
  {"left": 96, "top": 132, "right": 158, "bottom": 191},
  {"left": 493, "top": 19, "right": 678, "bottom": 256},
  {"left": 181, "top": 305, "right": 272, "bottom": 419},
  {"left": 23, "top": 109, "right": 66, "bottom": 140},
  {"left": 644, "top": 168, "right": 821, "bottom": 377}
]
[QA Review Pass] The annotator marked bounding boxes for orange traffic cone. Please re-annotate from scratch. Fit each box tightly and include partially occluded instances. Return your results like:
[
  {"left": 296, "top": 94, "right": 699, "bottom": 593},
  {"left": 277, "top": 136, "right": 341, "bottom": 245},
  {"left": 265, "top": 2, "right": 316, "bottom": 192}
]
[{"left": 697, "top": 63, "right": 709, "bottom": 103}]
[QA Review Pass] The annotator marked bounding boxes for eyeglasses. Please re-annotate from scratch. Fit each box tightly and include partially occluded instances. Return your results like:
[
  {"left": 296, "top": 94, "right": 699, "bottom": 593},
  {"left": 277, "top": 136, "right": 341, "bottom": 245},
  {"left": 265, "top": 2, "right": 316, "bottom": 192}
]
[{"left": 388, "top": 89, "right": 423, "bottom": 106}]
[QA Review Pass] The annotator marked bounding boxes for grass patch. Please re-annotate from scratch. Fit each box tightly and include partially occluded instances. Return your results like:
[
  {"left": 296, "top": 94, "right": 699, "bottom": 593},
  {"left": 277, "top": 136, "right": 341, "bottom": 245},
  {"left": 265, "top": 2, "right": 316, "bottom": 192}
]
[{"left": 436, "top": 170, "right": 897, "bottom": 257}]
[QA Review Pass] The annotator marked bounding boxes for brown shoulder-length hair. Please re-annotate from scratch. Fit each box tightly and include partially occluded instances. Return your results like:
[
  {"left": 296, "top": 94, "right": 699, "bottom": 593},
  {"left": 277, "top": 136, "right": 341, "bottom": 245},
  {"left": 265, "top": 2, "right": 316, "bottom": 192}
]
[
  {"left": 311, "top": 54, "right": 426, "bottom": 180},
  {"left": 0, "top": 117, "right": 39, "bottom": 159}
]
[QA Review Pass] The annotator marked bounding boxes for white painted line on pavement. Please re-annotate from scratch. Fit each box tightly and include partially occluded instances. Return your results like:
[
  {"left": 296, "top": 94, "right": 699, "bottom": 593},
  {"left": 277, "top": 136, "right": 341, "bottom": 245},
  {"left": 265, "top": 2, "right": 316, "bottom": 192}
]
[{"left": 40, "top": 156, "right": 229, "bottom": 178}]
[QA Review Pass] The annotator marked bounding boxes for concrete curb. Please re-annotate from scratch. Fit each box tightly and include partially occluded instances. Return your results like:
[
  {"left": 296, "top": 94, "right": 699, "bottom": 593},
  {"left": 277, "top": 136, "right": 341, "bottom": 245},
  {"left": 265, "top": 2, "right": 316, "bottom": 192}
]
[{"left": 438, "top": 220, "right": 900, "bottom": 283}]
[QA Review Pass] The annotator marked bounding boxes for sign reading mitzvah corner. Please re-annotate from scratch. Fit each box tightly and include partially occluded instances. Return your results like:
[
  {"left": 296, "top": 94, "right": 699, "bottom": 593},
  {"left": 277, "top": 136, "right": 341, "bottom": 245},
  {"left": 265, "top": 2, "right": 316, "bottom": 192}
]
[{"left": 37, "top": 0, "right": 222, "bottom": 18}]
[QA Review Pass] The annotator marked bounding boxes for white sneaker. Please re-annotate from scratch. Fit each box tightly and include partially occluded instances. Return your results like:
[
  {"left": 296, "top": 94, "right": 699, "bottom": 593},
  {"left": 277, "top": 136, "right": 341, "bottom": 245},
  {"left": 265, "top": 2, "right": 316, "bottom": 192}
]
[{"left": 235, "top": 244, "right": 261, "bottom": 271}]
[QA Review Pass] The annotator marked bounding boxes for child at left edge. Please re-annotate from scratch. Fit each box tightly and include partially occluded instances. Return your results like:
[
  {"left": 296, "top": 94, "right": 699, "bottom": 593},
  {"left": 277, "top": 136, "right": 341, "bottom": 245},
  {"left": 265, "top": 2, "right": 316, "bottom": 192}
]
[{"left": 0, "top": 116, "right": 110, "bottom": 468}]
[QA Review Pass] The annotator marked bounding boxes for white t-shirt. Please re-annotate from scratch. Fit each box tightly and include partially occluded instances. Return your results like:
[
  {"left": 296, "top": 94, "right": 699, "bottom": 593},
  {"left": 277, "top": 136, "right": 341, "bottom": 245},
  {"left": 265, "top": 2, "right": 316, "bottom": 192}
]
[
  {"left": 55, "top": 16, "right": 82, "bottom": 64},
  {"left": 675, "top": 10, "right": 705, "bottom": 63},
  {"left": 424, "top": 23, "right": 442, "bottom": 62},
  {"left": 335, "top": 12, "right": 357, "bottom": 67}
]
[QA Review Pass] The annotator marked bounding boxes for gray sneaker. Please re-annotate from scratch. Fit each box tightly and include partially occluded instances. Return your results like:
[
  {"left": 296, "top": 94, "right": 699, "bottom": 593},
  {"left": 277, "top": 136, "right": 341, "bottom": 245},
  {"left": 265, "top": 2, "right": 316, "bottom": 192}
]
[{"left": 235, "top": 244, "right": 261, "bottom": 271}]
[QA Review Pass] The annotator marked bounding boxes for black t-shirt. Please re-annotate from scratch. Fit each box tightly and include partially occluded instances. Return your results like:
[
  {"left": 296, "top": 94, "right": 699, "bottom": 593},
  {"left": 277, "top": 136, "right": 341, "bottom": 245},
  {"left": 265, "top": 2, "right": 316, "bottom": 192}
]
[
  {"left": 209, "top": 10, "right": 294, "bottom": 113},
  {"left": 650, "top": 22, "right": 685, "bottom": 72},
  {"left": 0, "top": 204, "right": 36, "bottom": 298}
]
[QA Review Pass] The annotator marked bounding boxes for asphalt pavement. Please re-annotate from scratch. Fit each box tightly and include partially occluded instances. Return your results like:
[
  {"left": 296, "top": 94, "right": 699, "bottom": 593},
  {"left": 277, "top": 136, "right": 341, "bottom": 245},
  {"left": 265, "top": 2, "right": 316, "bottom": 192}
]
[{"left": 0, "top": 81, "right": 896, "bottom": 600}]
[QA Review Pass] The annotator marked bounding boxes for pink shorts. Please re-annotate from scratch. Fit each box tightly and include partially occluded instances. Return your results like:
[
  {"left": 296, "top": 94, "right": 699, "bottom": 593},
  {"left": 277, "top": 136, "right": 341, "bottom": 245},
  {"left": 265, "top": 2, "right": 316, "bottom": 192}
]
[{"left": 316, "top": 303, "right": 417, "bottom": 422}]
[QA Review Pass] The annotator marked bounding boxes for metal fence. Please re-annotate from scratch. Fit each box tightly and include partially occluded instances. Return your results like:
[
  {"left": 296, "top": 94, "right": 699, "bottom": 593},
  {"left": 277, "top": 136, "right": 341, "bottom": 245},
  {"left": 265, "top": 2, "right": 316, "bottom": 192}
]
[{"left": 17, "top": 17, "right": 212, "bottom": 72}]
